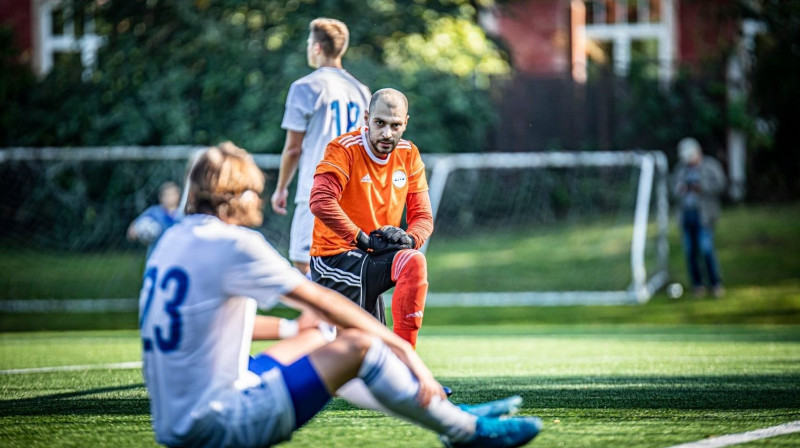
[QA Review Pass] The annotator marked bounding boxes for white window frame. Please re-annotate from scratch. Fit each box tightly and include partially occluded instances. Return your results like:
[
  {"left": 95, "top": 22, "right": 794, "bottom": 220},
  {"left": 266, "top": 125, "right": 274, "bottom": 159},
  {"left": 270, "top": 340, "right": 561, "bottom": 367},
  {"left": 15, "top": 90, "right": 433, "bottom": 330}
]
[
  {"left": 572, "top": 0, "right": 677, "bottom": 85},
  {"left": 31, "top": 0, "right": 105, "bottom": 78}
]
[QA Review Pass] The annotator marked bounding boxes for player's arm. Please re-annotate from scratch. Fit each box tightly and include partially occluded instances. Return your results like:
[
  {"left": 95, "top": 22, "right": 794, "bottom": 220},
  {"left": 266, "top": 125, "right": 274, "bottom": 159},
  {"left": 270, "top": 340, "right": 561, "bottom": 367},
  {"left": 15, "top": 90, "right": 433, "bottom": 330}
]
[
  {"left": 252, "top": 312, "right": 322, "bottom": 340},
  {"left": 282, "top": 281, "right": 444, "bottom": 406},
  {"left": 271, "top": 130, "right": 306, "bottom": 215},
  {"left": 309, "top": 172, "right": 361, "bottom": 244},
  {"left": 404, "top": 192, "right": 434, "bottom": 249}
]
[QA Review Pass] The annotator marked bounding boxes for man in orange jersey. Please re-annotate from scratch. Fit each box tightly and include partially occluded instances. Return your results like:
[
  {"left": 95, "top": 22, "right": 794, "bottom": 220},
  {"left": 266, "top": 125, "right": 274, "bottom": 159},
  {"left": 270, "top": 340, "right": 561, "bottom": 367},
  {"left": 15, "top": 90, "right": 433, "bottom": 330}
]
[{"left": 308, "top": 88, "right": 433, "bottom": 349}]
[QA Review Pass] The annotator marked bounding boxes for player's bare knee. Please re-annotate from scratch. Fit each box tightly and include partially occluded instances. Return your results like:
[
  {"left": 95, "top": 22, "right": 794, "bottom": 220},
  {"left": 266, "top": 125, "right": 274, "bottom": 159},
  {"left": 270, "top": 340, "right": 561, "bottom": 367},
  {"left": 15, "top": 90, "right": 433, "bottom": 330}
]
[{"left": 336, "top": 328, "right": 372, "bottom": 358}]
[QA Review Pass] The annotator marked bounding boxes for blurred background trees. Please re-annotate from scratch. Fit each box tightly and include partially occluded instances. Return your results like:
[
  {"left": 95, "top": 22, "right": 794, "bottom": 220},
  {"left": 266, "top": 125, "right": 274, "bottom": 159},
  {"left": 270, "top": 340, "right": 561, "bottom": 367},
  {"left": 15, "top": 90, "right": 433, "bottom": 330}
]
[
  {"left": 1, "top": 0, "right": 509, "bottom": 153},
  {"left": 1, "top": 0, "right": 799, "bottom": 200}
]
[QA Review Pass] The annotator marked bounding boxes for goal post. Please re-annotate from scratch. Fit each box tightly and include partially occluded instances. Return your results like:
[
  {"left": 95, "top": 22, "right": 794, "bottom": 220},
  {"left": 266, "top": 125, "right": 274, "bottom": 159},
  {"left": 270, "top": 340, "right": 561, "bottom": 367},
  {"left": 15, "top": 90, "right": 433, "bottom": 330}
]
[
  {"left": 420, "top": 151, "right": 670, "bottom": 306},
  {"left": 0, "top": 146, "right": 669, "bottom": 312}
]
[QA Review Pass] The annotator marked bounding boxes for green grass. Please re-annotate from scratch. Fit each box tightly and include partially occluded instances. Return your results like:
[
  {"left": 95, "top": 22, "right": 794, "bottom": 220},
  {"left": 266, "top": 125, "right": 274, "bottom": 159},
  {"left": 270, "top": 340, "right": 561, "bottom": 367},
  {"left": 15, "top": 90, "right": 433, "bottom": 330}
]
[
  {"left": 0, "top": 249, "right": 146, "bottom": 300},
  {"left": 1, "top": 326, "right": 799, "bottom": 447},
  {"left": 426, "top": 202, "right": 800, "bottom": 292},
  {"left": 0, "top": 203, "right": 799, "bottom": 446}
]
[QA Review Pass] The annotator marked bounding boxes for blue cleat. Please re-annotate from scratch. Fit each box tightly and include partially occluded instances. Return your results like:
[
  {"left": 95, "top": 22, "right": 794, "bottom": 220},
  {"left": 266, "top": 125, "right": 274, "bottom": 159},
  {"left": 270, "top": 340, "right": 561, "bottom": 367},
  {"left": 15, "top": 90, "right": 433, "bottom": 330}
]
[
  {"left": 459, "top": 395, "right": 522, "bottom": 418},
  {"left": 441, "top": 415, "right": 543, "bottom": 448},
  {"left": 443, "top": 386, "right": 454, "bottom": 397}
]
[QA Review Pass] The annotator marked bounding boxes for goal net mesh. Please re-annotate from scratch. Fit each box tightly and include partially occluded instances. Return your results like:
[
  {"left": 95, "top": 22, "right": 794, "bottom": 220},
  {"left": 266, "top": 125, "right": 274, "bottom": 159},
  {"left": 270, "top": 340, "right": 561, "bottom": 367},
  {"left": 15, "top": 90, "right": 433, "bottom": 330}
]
[
  {"left": 421, "top": 152, "right": 669, "bottom": 306},
  {"left": 0, "top": 148, "right": 668, "bottom": 311},
  {"left": 0, "top": 148, "right": 285, "bottom": 309}
]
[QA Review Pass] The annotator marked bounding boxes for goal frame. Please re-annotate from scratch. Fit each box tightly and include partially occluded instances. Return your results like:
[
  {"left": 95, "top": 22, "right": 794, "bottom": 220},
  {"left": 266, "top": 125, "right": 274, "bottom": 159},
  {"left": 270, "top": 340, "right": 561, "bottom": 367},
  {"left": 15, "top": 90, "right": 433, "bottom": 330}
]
[
  {"left": 421, "top": 151, "right": 670, "bottom": 306},
  {"left": 1, "top": 147, "right": 669, "bottom": 310}
]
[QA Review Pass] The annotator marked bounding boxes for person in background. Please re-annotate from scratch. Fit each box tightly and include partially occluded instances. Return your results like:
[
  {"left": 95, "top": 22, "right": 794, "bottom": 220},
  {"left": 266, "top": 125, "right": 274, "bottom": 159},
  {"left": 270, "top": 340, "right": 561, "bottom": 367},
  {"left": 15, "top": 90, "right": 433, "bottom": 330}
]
[
  {"left": 671, "top": 137, "right": 727, "bottom": 298},
  {"left": 271, "top": 17, "right": 371, "bottom": 276},
  {"left": 127, "top": 181, "right": 181, "bottom": 253}
]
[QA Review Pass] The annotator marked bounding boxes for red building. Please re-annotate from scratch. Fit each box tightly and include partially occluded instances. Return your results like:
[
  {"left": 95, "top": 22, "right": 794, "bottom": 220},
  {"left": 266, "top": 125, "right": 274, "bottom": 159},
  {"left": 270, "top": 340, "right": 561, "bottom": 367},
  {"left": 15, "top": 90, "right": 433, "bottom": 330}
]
[
  {"left": 484, "top": 0, "right": 751, "bottom": 199},
  {"left": 485, "top": 0, "right": 739, "bottom": 80}
]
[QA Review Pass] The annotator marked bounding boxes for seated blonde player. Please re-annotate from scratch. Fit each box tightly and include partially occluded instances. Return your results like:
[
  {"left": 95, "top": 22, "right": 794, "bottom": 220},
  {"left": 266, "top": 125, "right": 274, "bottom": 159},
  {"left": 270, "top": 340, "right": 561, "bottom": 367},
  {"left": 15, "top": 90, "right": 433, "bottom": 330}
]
[{"left": 139, "top": 142, "right": 542, "bottom": 448}]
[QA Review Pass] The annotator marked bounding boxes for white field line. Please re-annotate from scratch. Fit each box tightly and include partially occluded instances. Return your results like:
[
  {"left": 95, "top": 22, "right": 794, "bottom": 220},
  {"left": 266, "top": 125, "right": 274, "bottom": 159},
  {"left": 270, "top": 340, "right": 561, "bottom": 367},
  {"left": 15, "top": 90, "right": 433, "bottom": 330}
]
[
  {"left": 666, "top": 421, "right": 800, "bottom": 448},
  {"left": 0, "top": 361, "right": 142, "bottom": 375}
]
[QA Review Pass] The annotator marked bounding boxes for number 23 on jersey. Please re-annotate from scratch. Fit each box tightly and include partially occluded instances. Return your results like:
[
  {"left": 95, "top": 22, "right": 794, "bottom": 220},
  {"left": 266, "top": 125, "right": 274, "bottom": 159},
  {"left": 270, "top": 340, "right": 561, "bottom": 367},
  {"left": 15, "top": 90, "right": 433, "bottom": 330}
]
[{"left": 139, "top": 266, "right": 189, "bottom": 353}]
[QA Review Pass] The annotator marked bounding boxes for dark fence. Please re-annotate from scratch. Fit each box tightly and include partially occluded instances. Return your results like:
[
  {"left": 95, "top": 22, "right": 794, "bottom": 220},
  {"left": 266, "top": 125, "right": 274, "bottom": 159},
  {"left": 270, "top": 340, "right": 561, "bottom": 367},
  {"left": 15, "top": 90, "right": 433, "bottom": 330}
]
[{"left": 492, "top": 71, "right": 624, "bottom": 153}]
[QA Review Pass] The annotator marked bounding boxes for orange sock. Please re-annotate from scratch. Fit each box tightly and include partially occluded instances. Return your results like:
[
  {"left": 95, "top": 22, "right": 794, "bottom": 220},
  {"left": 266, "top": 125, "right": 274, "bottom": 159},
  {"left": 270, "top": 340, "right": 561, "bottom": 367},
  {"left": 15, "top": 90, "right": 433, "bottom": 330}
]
[{"left": 391, "top": 249, "right": 428, "bottom": 349}]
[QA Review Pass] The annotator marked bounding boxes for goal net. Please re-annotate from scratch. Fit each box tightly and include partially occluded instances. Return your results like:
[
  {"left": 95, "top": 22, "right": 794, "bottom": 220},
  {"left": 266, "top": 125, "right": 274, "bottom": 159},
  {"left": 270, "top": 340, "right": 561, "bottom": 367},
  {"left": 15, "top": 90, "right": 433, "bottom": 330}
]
[
  {"left": 0, "top": 147, "right": 668, "bottom": 312},
  {"left": 0, "top": 147, "right": 283, "bottom": 312},
  {"left": 420, "top": 152, "right": 669, "bottom": 306}
]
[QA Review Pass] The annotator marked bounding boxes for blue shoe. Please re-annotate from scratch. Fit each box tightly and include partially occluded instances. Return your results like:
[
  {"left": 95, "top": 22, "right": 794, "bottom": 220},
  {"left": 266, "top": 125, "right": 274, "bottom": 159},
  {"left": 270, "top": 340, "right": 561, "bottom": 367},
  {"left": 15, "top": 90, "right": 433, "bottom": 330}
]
[
  {"left": 459, "top": 395, "right": 522, "bottom": 418},
  {"left": 443, "top": 386, "right": 454, "bottom": 397},
  {"left": 441, "top": 416, "right": 542, "bottom": 448}
]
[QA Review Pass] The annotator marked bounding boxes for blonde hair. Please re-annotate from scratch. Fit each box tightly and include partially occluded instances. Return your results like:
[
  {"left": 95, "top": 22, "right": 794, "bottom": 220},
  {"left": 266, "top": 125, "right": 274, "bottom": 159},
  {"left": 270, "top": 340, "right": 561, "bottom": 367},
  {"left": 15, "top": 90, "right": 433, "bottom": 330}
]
[
  {"left": 310, "top": 18, "right": 349, "bottom": 59},
  {"left": 186, "top": 142, "right": 265, "bottom": 226}
]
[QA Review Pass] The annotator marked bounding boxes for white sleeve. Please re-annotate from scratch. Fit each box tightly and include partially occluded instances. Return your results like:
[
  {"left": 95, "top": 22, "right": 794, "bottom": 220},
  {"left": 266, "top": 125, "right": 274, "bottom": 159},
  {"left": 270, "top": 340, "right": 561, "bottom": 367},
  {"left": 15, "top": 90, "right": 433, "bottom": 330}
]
[
  {"left": 223, "top": 231, "right": 306, "bottom": 310},
  {"left": 281, "top": 82, "right": 314, "bottom": 132}
]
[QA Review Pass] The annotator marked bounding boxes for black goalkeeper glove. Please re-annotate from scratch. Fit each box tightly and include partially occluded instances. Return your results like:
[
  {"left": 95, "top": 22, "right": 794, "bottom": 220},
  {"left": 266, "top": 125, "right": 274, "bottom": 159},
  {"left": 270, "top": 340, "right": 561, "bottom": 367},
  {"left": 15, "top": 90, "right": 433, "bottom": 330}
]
[
  {"left": 355, "top": 227, "right": 415, "bottom": 255},
  {"left": 376, "top": 226, "right": 415, "bottom": 249}
]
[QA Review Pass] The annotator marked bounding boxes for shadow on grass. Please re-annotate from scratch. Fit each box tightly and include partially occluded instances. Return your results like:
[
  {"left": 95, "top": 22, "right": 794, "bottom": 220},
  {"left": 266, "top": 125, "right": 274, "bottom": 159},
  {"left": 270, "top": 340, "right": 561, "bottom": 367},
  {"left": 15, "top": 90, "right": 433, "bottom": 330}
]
[
  {"left": 0, "top": 383, "right": 148, "bottom": 417},
  {"left": 443, "top": 375, "right": 800, "bottom": 411},
  {"left": 4, "top": 374, "right": 799, "bottom": 417},
  {"left": 327, "top": 374, "right": 800, "bottom": 413}
]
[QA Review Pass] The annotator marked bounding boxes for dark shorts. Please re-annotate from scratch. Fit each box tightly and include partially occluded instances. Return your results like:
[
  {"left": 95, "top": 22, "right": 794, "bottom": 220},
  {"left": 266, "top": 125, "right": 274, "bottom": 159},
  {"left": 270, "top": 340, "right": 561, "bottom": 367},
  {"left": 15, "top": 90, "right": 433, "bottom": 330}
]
[{"left": 310, "top": 249, "right": 398, "bottom": 325}]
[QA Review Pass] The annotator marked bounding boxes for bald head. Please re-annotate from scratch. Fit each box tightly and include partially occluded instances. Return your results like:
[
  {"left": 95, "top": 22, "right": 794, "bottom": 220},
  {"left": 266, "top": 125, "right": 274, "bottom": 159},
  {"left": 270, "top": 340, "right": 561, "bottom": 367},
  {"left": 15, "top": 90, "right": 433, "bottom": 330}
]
[
  {"left": 369, "top": 88, "right": 408, "bottom": 116},
  {"left": 364, "top": 88, "right": 410, "bottom": 157}
]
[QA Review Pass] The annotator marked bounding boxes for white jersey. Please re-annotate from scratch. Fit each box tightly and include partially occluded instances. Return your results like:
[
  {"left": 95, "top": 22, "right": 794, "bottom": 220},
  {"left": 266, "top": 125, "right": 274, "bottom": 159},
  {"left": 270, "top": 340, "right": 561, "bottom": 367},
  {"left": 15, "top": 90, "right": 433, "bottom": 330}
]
[
  {"left": 281, "top": 67, "right": 370, "bottom": 202},
  {"left": 139, "top": 214, "right": 305, "bottom": 445}
]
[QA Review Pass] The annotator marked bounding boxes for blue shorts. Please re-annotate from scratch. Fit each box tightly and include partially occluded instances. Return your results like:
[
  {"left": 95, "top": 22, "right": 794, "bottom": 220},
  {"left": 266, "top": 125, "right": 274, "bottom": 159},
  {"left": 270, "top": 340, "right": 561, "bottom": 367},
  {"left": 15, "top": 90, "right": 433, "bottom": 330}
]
[{"left": 249, "top": 354, "right": 331, "bottom": 429}]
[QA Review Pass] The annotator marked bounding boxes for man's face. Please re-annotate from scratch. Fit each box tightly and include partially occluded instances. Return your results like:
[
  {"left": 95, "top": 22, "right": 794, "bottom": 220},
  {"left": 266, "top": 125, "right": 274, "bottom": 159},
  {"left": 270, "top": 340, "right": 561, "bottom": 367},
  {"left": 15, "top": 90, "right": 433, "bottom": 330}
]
[{"left": 364, "top": 101, "right": 408, "bottom": 157}]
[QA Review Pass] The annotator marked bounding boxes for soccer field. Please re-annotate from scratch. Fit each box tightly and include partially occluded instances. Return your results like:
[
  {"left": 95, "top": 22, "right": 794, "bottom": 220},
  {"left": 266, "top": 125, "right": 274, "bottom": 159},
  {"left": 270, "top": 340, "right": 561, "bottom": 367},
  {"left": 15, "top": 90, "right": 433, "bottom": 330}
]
[{"left": 1, "top": 325, "right": 799, "bottom": 447}]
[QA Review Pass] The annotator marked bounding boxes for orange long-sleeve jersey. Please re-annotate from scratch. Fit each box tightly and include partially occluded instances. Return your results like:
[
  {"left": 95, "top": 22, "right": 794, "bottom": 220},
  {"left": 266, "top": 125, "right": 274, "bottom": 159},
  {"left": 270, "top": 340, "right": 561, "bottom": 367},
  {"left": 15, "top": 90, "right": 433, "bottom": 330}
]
[{"left": 309, "top": 128, "right": 433, "bottom": 257}]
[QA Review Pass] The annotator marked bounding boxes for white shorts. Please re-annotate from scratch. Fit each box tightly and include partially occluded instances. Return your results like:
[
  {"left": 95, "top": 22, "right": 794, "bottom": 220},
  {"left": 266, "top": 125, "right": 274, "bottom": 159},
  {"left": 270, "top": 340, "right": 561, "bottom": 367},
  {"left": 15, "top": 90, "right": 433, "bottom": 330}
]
[
  {"left": 178, "top": 368, "right": 295, "bottom": 448},
  {"left": 289, "top": 202, "right": 314, "bottom": 264}
]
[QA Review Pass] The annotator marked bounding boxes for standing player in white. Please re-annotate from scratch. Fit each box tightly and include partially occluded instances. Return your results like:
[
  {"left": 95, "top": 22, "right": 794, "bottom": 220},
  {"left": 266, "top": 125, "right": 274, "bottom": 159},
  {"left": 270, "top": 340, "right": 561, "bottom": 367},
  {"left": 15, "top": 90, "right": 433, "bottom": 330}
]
[
  {"left": 271, "top": 18, "right": 371, "bottom": 275},
  {"left": 139, "top": 142, "right": 542, "bottom": 447}
]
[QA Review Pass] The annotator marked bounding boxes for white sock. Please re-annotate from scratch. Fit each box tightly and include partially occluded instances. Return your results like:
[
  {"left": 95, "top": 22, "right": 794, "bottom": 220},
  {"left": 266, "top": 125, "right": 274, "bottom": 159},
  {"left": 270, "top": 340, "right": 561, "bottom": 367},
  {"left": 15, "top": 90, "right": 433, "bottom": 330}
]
[
  {"left": 336, "top": 379, "right": 390, "bottom": 413},
  {"left": 357, "top": 337, "right": 476, "bottom": 442}
]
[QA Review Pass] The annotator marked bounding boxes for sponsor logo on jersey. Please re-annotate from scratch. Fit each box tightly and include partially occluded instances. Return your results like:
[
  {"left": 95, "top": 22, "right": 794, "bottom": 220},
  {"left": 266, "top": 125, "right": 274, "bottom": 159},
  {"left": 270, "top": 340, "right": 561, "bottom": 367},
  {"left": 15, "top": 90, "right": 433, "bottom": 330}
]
[
  {"left": 405, "top": 310, "right": 424, "bottom": 319},
  {"left": 361, "top": 174, "right": 372, "bottom": 183},
  {"left": 392, "top": 170, "right": 407, "bottom": 188}
]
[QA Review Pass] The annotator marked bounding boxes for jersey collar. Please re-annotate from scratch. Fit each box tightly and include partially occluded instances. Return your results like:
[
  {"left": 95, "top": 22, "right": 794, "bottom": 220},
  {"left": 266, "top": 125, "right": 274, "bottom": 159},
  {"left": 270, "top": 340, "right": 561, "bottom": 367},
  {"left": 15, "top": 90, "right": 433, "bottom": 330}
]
[{"left": 360, "top": 127, "right": 391, "bottom": 165}]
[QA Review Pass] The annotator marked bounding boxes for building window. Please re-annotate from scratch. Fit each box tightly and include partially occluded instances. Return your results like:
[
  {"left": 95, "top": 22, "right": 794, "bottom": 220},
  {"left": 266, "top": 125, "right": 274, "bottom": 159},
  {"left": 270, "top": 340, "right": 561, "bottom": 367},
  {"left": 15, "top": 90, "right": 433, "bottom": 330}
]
[
  {"left": 33, "top": 0, "right": 105, "bottom": 79},
  {"left": 572, "top": 0, "right": 675, "bottom": 84}
]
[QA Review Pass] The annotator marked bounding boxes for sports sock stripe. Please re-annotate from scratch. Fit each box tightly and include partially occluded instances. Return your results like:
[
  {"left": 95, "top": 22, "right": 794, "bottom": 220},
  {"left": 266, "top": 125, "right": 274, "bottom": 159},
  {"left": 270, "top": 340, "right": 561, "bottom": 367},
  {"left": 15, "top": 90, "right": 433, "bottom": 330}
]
[{"left": 393, "top": 250, "right": 419, "bottom": 280}]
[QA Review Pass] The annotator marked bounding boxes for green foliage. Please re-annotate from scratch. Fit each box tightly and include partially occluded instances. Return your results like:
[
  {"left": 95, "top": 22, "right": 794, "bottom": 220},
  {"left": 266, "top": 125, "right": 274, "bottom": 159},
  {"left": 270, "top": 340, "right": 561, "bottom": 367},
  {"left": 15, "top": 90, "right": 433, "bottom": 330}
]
[
  {"left": 0, "top": 26, "right": 37, "bottom": 146},
  {"left": 2, "top": 0, "right": 508, "bottom": 153},
  {"left": 617, "top": 61, "right": 729, "bottom": 165},
  {"left": 744, "top": 0, "right": 800, "bottom": 201}
]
